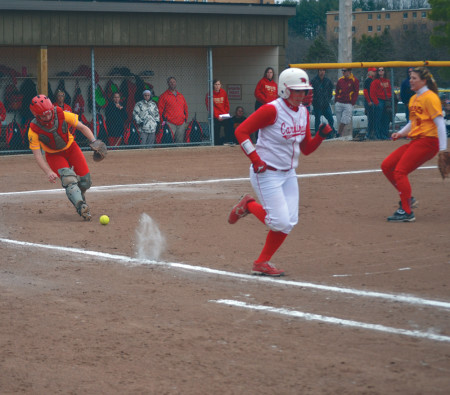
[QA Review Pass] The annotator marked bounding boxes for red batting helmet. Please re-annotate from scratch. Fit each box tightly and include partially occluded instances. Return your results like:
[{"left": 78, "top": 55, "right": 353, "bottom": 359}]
[{"left": 30, "top": 95, "right": 55, "bottom": 127}]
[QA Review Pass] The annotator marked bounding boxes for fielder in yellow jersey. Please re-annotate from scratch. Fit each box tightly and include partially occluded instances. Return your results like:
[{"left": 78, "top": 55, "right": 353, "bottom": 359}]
[
  {"left": 381, "top": 67, "right": 448, "bottom": 222},
  {"left": 408, "top": 89, "right": 443, "bottom": 140},
  {"left": 28, "top": 95, "right": 102, "bottom": 220}
]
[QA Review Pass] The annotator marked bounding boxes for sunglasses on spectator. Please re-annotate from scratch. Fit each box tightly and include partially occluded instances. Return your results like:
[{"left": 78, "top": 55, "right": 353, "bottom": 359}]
[{"left": 378, "top": 68, "right": 384, "bottom": 71}]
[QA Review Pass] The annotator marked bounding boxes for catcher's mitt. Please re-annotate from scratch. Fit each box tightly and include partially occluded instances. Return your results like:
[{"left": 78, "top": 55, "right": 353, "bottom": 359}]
[
  {"left": 90, "top": 139, "right": 107, "bottom": 162},
  {"left": 438, "top": 151, "right": 450, "bottom": 180}
]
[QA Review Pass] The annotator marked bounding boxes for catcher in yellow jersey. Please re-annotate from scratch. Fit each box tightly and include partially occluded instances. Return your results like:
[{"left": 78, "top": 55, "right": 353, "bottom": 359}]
[
  {"left": 28, "top": 95, "right": 107, "bottom": 220},
  {"left": 381, "top": 67, "right": 448, "bottom": 222}
]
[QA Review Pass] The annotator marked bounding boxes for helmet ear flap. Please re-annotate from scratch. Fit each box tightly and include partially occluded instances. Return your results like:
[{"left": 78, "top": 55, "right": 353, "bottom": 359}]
[{"left": 283, "top": 87, "right": 290, "bottom": 100}]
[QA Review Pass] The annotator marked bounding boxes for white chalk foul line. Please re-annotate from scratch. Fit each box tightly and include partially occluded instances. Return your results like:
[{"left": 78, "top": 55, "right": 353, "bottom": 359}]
[
  {"left": 1, "top": 237, "right": 450, "bottom": 311},
  {"left": 212, "top": 299, "right": 450, "bottom": 343},
  {"left": 0, "top": 166, "right": 436, "bottom": 197}
]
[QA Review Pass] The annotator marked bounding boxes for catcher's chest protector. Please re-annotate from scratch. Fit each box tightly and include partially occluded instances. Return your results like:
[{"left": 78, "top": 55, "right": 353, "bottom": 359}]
[{"left": 30, "top": 107, "right": 69, "bottom": 150}]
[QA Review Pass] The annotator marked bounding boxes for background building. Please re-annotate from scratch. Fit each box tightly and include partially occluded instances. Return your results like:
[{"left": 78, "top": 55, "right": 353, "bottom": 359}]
[{"left": 327, "top": 8, "right": 436, "bottom": 40}]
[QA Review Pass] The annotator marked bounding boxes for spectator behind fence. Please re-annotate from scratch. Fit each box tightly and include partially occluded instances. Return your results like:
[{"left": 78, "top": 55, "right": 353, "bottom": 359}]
[
  {"left": 133, "top": 90, "right": 160, "bottom": 146},
  {"left": 0, "top": 100, "right": 6, "bottom": 122},
  {"left": 400, "top": 67, "right": 415, "bottom": 121},
  {"left": 106, "top": 92, "right": 127, "bottom": 146},
  {"left": 206, "top": 79, "right": 234, "bottom": 145},
  {"left": 231, "top": 106, "right": 246, "bottom": 132},
  {"left": 311, "top": 69, "right": 335, "bottom": 138},
  {"left": 54, "top": 89, "right": 72, "bottom": 112},
  {"left": 158, "top": 77, "right": 188, "bottom": 144},
  {"left": 363, "top": 67, "right": 377, "bottom": 139},
  {"left": 254, "top": 67, "right": 278, "bottom": 111},
  {"left": 335, "top": 68, "right": 359, "bottom": 138},
  {"left": 54, "top": 89, "right": 75, "bottom": 135},
  {"left": 370, "top": 67, "right": 392, "bottom": 140}
]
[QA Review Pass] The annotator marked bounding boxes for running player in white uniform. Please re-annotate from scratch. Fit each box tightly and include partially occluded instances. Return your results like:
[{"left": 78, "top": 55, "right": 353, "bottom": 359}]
[{"left": 228, "top": 68, "right": 332, "bottom": 276}]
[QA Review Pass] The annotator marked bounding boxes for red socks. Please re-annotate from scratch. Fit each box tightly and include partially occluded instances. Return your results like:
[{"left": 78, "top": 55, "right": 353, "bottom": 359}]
[
  {"left": 247, "top": 201, "right": 266, "bottom": 223},
  {"left": 246, "top": 200, "right": 288, "bottom": 262},
  {"left": 255, "top": 230, "right": 288, "bottom": 263}
]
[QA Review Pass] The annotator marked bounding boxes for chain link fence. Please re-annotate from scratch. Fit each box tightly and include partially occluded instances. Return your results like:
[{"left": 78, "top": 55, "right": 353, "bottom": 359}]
[{"left": 1, "top": 46, "right": 211, "bottom": 154}]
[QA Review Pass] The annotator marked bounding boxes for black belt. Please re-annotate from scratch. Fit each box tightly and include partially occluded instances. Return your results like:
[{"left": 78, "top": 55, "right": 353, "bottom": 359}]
[{"left": 267, "top": 165, "right": 290, "bottom": 172}]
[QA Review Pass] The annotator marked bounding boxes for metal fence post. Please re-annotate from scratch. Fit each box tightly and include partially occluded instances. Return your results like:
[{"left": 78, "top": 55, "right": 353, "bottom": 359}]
[
  {"left": 91, "top": 47, "right": 97, "bottom": 139},
  {"left": 207, "top": 47, "right": 214, "bottom": 146}
]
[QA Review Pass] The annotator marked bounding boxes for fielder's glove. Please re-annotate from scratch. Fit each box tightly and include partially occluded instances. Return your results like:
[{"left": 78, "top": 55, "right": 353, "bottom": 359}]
[
  {"left": 90, "top": 139, "right": 107, "bottom": 162},
  {"left": 437, "top": 151, "right": 450, "bottom": 180}
]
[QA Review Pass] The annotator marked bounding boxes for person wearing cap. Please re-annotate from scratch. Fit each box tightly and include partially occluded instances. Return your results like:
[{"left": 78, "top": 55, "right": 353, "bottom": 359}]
[
  {"left": 335, "top": 68, "right": 359, "bottom": 138},
  {"left": 363, "top": 68, "right": 377, "bottom": 139},
  {"left": 133, "top": 89, "right": 160, "bottom": 146},
  {"left": 400, "top": 67, "right": 415, "bottom": 121}
]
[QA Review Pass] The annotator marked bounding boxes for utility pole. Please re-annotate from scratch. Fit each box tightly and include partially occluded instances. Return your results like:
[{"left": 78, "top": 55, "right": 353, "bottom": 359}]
[{"left": 338, "top": 0, "right": 352, "bottom": 63}]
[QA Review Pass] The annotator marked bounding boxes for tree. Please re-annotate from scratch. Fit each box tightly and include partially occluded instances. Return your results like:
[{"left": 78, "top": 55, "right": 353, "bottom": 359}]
[
  {"left": 428, "top": 0, "right": 450, "bottom": 52},
  {"left": 304, "top": 35, "right": 337, "bottom": 63},
  {"left": 286, "top": 0, "right": 339, "bottom": 40},
  {"left": 353, "top": 29, "right": 394, "bottom": 62}
]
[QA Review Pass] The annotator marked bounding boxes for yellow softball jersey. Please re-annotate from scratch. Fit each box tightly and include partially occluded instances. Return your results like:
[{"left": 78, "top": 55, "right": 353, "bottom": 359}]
[{"left": 408, "top": 90, "right": 443, "bottom": 140}]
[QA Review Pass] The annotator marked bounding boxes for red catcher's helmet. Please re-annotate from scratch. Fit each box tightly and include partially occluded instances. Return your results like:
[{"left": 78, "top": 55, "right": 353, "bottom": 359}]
[{"left": 30, "top": 95, "right": 55, "bottom": 128}]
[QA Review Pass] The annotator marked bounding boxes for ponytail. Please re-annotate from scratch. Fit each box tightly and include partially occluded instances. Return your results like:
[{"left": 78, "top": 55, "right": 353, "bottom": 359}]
[{"left": 413, "top": 67, "right": 438, "bottom": 95}]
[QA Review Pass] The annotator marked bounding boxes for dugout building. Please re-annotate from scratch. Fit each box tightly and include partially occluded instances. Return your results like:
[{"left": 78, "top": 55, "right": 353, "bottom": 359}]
[{"left": 0, "top": 0, "right": 295, "bottom": 151}]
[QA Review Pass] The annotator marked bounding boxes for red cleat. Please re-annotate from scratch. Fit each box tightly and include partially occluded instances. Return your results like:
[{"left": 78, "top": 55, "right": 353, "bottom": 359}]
[
  {"left": 228, "top": 194, "right": 255, "bottom": 224},
  {"left": 252, "top": 261, "right": 285, "bottom": 277}
]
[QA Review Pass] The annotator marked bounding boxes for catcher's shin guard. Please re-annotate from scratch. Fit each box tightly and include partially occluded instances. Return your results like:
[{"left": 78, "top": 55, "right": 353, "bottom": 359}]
[
  {"left": 78, "top": 173, "right": 92, "bottom": 201},
  {"left": 58, "top": 167, "right": 85, "bottom": 209}
]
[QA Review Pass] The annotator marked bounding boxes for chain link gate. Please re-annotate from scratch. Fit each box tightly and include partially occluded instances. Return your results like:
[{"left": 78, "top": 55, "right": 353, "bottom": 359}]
[{"left": 1, "top": 46, "right": 211, "bottom": 154}]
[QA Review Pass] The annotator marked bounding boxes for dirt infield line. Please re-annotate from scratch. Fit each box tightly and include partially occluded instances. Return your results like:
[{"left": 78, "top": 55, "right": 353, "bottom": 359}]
[
  {"left": 0, "top": 165, "right": 436, "bottom": 197},
  {"left": 1, "top": 236, "right": 449, "bottom": 311},
  {"left": 212, "top": 299, "right": 450, "bottom": 343}
]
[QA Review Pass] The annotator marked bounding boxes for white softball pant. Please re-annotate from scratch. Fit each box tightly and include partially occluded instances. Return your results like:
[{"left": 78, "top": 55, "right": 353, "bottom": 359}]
[{"left": 250, "top": 166, "right": 299, "bottom": 234}]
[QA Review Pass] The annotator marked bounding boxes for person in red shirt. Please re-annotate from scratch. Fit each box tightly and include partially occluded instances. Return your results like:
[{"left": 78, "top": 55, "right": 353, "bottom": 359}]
[
  {"left": 370, "top": 67, "right": 393, "bottom": 140},
  {"left": 0, "top": 100, "right": 6, "bottom": 122},
  {"left": 158, "top": 77, "right": 189, "bottom": 144},
  {"left": 53, "top": 89, "right": 75, "bottom": 135},
  {"left": 254, "top": 67, "right": 278, "bottom": 111},
  {"left": 205, "top": 79, "right": 234, "bottom": 145},
  {"left": 335, "top": 68, "right": 359, "bottom": 138}
]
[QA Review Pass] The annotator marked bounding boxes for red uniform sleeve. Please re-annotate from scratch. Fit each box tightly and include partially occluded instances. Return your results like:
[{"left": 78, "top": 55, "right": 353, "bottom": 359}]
[
  {"left": 235, "top": 104, "right": 277, "bottom": 144},
  {"left": 300, "top": 114, "right": 325, "bottom": 155}
]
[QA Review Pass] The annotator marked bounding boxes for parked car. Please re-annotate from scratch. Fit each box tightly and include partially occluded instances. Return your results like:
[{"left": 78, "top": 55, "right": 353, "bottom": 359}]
[{"left": 309, "top": 106, "right": 367, "bottom": 132}]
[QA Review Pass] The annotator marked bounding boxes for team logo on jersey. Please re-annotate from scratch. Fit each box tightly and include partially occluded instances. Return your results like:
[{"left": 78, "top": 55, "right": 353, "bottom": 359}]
[{"left": 280, "top": 122, "right": 305, "bottom": 139}]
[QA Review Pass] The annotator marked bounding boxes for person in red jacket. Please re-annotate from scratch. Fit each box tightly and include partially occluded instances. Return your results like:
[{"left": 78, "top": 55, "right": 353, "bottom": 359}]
[
  {"left": 158, "top": 77, "right": 189, "bottom": 144},
  {"left": 370, "top": 67, "right": 393, "bottom": 140},
  {"left": 205, "top": 79, "right": 234, "bottom": 145},
  {"left": 0, "top": 100, "right": 6, "bottom": 122},
  {"left": 254, "top": 67, "right": 278, "bottom": 111}
]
